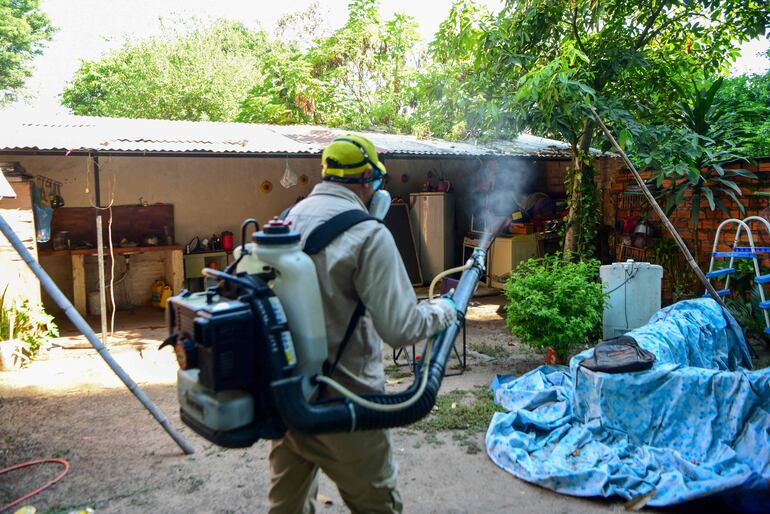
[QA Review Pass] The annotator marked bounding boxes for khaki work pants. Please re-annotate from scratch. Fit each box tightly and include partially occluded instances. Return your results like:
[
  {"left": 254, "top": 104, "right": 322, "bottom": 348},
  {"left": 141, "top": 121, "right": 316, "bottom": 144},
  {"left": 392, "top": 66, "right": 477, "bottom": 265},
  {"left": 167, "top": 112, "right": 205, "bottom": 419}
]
[{"left": 268, "top": 428, "right": 403, "bottom": 514}]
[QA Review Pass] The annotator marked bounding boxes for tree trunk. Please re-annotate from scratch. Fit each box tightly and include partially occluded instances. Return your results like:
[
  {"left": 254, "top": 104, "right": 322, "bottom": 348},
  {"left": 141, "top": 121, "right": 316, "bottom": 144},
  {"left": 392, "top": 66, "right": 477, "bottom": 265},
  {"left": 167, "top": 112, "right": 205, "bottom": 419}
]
[
  {"left": 563, "top": 150, "right": 582, "bottom": 256},
  {"left": 563, "top": 119, "right": 596, "bottom": 258}
]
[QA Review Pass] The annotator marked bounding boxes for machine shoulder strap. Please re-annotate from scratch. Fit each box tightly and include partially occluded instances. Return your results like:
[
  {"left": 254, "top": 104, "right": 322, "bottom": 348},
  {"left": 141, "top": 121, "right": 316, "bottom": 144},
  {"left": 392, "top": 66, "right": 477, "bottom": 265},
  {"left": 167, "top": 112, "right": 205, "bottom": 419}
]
[
  {"left": 303, "top": 209, "right": 380, "bottom": 255},
  {"left": 302, "top": 209, "right": 381, "bottom": 377}
]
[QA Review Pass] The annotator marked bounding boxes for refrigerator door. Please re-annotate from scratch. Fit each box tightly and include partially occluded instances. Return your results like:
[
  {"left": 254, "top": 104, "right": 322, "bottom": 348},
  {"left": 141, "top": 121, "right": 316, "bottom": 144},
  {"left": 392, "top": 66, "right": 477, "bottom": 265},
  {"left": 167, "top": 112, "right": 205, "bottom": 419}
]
[{"left": 409, "top": 193, "right": 455, "bottom": 283}]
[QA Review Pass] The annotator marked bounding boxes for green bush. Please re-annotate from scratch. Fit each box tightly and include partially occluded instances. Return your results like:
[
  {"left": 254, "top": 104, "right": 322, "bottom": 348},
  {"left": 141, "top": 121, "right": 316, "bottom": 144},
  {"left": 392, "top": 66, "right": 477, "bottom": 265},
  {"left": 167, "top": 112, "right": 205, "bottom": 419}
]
[
  {"left": 503, "top": 255, "right": 605, "bottom": 357},
  {"left": 1, "top": 288, "right": 59, "bottom": 362}
]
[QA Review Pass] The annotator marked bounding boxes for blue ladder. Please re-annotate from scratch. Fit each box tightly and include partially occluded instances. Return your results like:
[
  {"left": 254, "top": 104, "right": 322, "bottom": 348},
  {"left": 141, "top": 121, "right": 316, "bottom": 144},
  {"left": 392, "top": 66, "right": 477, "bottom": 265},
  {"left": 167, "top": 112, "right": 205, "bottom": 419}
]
[{"left": 705, "top": 217, "right": 770, "bottom": 336}]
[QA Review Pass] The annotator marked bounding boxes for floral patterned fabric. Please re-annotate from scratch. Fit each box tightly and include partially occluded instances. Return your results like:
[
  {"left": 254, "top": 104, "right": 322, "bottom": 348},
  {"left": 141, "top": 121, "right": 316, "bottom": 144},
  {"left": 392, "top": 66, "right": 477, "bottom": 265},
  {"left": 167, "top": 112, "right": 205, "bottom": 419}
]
[{"left": 486, "top": 299, "right": 770, "bottom": 508}]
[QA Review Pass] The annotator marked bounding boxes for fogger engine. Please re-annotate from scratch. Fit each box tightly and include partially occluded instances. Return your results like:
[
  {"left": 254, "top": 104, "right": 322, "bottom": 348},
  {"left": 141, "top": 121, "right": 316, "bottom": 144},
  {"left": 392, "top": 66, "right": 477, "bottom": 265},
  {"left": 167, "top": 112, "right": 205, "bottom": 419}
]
[
  {"left": 163, "top": 218, "right": 487, "bottom": 448},
  {"left": 166, "top": 279, "right": 292, "bottom": 446}
]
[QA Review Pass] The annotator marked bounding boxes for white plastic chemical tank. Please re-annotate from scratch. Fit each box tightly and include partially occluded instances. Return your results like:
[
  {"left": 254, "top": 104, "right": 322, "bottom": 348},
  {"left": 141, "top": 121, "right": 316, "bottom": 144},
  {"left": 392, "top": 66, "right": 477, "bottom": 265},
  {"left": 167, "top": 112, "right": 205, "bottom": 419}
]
[
  {"left": 600, "top": 260, "right": 663, "bottom": 339},
  {"left": 253, "top": 220, "right": 328, "bottom": 402}
]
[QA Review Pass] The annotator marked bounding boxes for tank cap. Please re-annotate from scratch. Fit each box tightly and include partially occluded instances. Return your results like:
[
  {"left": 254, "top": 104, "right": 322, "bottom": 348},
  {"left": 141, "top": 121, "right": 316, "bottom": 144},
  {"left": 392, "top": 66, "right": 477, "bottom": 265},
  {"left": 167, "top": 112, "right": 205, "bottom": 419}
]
[{"left": 253, "top": 218, "right": 301, "bottom": 245}]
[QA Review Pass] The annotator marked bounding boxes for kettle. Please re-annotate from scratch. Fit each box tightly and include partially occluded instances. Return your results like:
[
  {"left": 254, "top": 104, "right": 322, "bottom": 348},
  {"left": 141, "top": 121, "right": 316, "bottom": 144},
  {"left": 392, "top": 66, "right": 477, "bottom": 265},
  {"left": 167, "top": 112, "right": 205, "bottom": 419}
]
[{"left": 221, "top": 231, "right": 234, "bottom": 251}]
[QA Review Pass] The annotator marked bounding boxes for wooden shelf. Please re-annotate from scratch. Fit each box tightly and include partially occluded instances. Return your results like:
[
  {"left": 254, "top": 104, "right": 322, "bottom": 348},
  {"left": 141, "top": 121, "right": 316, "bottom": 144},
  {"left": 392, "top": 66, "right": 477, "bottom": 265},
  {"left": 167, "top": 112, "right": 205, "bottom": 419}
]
[{"left": 38, "top": 244, "right": 182, "bottom": 257}]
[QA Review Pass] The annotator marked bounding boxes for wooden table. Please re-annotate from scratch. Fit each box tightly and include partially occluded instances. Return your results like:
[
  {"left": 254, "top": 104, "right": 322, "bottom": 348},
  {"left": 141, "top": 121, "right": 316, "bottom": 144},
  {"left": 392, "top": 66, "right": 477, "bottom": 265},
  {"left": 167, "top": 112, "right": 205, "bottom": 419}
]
[{"left": 38, "top": 245, "right": 184, "bottom": 315}]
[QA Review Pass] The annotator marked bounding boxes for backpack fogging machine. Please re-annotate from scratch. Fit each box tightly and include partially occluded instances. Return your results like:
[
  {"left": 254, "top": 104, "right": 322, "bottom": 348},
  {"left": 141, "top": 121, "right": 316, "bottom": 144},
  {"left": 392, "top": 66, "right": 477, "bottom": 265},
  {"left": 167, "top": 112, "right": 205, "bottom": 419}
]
[{"left": 161, "top": 217, "right": 487, "bottom": 448}]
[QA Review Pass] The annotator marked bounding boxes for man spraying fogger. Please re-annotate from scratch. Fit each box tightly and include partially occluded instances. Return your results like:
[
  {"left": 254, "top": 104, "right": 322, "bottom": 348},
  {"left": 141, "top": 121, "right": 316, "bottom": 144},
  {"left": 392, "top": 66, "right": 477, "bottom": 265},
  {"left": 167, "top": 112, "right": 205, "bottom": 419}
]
[{"left": 269, "top": 135, "right": 456, "bottom": 513}]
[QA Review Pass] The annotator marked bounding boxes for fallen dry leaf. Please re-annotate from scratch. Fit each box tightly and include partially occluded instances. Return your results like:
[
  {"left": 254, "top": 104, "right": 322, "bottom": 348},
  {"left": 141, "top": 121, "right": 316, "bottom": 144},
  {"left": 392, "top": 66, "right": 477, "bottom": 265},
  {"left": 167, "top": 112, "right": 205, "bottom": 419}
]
[
  {"left": 316, "top": 494, "right": 334, "bottom": 506},
  {"left": 624, "top": 489, "right": 655, "bottom": 511}
]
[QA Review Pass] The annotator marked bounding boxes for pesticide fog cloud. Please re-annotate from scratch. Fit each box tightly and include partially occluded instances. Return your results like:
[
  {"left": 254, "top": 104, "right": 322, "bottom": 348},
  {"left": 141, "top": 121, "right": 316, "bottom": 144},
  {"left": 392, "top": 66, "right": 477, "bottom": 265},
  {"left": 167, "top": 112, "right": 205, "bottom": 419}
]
[{"left": 469, "top": 159, "right": 541, "bottom": 248}]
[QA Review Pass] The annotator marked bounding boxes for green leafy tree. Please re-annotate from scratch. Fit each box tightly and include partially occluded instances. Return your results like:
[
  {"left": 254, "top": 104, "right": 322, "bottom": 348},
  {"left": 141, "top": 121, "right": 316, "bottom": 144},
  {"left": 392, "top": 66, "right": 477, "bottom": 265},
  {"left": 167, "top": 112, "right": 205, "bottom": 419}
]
[
  {"left": 632, "top": 77, "right": 757, "bottom": 256},
  {"left": 62, "top": 20, "right": 273, "bottom": 121},
  {"left": 238, "top": 0, "right": 421, "bottom": 131},
  {"left": 717, "top": 60, "right": 770, "bottom": 157},
  {"left": 426, "top": 0, "right": 769, "bottom": 258},
  {"left": 409, "top": 0, "right": 495, "bottom": 140},
  {"left": 273, "top": 0, "right": 331, "bottom": 52},
  {"left": 0, "top": 0, "right": 54, "bottom": 103},
  {"left": 236, "top": 45, "right": 338, "bottom": 125}
]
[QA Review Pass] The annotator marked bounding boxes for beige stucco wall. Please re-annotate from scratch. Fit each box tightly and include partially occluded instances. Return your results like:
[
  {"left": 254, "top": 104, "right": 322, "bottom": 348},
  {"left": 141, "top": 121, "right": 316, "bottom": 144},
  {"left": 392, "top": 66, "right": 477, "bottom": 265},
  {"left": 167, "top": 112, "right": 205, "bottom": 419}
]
[
  {"left": 7, "top": 155, "right": 320, "bottom": 245},
  {"left": 6, "top": 153, "right": 561, "bottom": 245},
  {"left": 4, "top": 153, "right": 571, "bottom": 312}
]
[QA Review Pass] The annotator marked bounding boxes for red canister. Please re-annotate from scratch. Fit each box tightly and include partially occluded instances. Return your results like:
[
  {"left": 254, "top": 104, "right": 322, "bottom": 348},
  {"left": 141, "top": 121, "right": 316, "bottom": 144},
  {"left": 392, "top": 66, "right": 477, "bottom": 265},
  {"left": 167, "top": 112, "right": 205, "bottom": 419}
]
[{"left": 221, "top": 231, "right": 234, "bottom": 251}]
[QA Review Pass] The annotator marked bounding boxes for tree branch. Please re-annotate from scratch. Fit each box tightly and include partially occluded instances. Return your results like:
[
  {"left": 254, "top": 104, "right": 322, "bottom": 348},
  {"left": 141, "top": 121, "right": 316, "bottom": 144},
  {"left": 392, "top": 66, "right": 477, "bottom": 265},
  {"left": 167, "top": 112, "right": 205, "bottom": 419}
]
[
  {"left": 638, "top": 11, "right": 690, "bottom": 49},
  {"left": 634, "top": 1, "right": 668, "bottom": 50},
  {"left": 572, "top": 6, "right": 587, "bottom": 55}
]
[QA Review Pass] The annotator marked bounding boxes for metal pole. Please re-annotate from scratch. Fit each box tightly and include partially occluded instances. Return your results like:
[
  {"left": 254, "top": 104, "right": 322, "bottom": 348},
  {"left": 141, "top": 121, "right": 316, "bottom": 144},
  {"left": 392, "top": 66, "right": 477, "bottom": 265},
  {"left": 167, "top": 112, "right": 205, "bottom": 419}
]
[
  {"left": 93, "top": 153, "right": 108, "bottom": 343},
  {"left": 588, "top": 107, "right": 728, "bottom": 308},
  {"left": 0, "top": 210, "right": 195, "bottom": 455}
]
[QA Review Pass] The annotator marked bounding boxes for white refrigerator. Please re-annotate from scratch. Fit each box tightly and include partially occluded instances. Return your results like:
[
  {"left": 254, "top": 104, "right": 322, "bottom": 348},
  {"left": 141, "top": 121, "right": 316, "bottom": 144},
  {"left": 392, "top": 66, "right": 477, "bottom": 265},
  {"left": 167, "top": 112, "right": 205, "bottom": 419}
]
[{"left": 409, "top": 192, "right": 455, "bottom": 283}]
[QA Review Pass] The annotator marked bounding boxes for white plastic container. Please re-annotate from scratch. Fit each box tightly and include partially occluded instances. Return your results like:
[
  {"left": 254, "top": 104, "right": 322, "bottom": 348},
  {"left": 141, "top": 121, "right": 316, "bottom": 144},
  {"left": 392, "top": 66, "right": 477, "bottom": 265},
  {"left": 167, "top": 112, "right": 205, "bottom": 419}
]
[
  {"left": 600, "top": 260, "right": 663, "bottom": 339},
  {"left": 233, "top": 243, "right": 267, "bottom": 275},
  {"left": 177, "top": 369, "right": 254, "bottom": 431},
  {"left": 255, "top": 223, "right": 328, "bottom": 401}
]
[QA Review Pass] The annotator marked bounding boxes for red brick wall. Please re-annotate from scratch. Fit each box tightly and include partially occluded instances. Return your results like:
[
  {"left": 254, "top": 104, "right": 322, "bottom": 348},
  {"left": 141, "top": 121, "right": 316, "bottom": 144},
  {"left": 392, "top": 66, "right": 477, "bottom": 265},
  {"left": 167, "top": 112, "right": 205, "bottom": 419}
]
[{"left": 610, "top": 159, "right": 770, "bottom": 266}]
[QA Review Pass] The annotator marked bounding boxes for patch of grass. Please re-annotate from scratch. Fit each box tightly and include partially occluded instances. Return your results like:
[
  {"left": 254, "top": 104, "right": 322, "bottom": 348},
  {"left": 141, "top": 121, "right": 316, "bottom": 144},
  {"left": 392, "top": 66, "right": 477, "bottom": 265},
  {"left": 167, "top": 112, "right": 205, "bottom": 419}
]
[
  {"left": 43, "top": 504, "right": 94, "bottom": 514},
  {"left": 452, "top": 431, "right": 482, "bottom": 454},
  {"left": 423, "top": 432, "right": 444, "bottom": 446},
  {"left": 385, "top": 365, "right": 413, "bottom": 380},
  {"left": 413, "top": 386, "right": 504, "bottom": 434},
  {"left": 470, "top": 342, "right": 510, "bottom": 359},
  {"left": 187, "top": 476, "right": 204, "bottom": 493},
  {"left": 52, "top": 448, "right": 71, "bottom": 458}
]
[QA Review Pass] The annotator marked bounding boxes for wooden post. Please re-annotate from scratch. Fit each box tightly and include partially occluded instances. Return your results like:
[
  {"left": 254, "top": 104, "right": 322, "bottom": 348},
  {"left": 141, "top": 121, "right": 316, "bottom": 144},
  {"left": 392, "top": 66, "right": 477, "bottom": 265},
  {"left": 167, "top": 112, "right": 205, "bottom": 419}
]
[
  {"left": 71, "top": 254, "right": 86, "bottom": 315},
  {"left": 165, "top": 248, "right": 184, "bottom": 293},
  {"left": 93, "top": 153, "right": 108, "bottom": 342}
]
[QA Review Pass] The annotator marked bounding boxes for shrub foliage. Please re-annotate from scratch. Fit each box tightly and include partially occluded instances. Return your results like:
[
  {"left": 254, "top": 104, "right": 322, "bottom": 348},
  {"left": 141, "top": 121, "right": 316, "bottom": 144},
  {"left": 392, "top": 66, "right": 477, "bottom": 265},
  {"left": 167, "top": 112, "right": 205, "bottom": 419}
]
[{"left": 503, "top": 255, "right": 604, "bottom": 357}]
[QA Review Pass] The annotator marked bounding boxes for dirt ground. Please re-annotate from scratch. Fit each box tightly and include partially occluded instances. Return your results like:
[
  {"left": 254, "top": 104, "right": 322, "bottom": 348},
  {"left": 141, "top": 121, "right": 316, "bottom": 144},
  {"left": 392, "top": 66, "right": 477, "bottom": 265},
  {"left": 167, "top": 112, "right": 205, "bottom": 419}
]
[{"left": 2, "top": 297, "right": 628, "bottom": 513}]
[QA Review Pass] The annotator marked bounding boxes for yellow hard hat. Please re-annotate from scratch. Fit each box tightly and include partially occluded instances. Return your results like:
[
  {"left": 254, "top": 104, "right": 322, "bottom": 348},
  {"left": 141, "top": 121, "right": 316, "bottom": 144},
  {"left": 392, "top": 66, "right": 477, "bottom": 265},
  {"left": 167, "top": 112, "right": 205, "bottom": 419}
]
[{"left": 321, "top": 135, "right": 387, "bottom": 179}]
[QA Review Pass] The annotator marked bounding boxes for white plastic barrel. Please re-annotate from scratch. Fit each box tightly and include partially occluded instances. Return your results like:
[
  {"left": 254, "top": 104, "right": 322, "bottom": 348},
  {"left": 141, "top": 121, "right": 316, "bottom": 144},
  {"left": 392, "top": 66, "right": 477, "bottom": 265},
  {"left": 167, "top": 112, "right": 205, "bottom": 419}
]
[
  {"left": 600, "top": 260, "right": 663, "bottom": 339},
  {"left": 234, "top": 242, "right": 267, "bottom": 275},
  {"left": 256, "top": 239, "right": 328, "bottom": 401}
]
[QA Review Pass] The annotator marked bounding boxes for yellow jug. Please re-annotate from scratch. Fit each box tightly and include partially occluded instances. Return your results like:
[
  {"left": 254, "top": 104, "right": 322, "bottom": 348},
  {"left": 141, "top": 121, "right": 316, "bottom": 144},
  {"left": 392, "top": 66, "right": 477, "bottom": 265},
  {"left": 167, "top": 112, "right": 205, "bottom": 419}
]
[
  {"left": 159, "top": 285, "right": 173, "bottom": 309},
  {"left": 151, "top": 280, "right": 166, "bottom": 308}
]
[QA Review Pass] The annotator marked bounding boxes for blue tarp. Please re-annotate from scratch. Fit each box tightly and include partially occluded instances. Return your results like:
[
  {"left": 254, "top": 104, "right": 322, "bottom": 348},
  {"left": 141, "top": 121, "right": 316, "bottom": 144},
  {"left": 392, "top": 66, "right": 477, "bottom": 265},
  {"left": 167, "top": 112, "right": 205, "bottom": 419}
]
[{"left": 486, "top": 299, "right": 770, "bottom": 509}]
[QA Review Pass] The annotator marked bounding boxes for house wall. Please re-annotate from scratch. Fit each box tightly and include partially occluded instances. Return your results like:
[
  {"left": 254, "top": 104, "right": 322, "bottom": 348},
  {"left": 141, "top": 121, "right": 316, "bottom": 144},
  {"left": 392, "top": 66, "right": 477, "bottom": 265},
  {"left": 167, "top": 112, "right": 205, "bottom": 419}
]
[
  {"left": 610, "top": 160, "right": 770, "bottom": 265},
  {"left": 4, "top": 153, "right": 573, "bottom": 312},
  {"left": 608, "top": 159, "right": 770, "bottom": 302},
  {"left": 0, "top": 180, "right": 40, "bottom": 304}
]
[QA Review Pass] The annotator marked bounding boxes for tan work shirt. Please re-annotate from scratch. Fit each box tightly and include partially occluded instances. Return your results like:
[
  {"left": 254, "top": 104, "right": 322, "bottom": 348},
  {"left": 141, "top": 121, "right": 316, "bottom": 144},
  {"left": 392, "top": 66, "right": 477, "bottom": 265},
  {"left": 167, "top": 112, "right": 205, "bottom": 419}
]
[{"left": 285, "top": 182, "right": 456, "bottom": 393}]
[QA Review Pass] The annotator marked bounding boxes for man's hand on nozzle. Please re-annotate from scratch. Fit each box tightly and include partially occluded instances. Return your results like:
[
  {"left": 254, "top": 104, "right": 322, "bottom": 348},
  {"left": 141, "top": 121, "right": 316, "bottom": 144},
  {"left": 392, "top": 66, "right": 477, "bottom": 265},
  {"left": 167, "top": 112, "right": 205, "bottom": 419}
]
[{"left": 440, "top": 295, "right": 456, "bottom": 312}]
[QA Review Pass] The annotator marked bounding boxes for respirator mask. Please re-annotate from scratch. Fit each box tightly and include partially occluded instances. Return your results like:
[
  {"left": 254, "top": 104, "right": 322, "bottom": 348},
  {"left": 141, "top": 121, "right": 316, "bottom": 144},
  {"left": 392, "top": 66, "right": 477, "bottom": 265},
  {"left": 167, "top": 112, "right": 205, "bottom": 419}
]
[{"left": 367, "top": 171, "right": 391, "bottom": 221}]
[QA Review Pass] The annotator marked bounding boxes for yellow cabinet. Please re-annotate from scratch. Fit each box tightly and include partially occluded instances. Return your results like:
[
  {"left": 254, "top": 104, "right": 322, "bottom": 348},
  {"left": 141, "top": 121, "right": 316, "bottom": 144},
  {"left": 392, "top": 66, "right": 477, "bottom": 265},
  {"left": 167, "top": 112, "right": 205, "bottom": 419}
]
[{"left": 488, "top": 234, "right": 538, "bottom": 289}]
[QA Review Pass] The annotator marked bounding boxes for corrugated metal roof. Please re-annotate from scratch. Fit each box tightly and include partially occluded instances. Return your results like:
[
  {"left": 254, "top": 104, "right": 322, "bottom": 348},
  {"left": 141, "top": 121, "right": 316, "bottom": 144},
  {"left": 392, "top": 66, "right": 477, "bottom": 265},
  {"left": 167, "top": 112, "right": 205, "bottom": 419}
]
[{"left": 0, "top": 114, "right": 580, "bottom": 158}]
